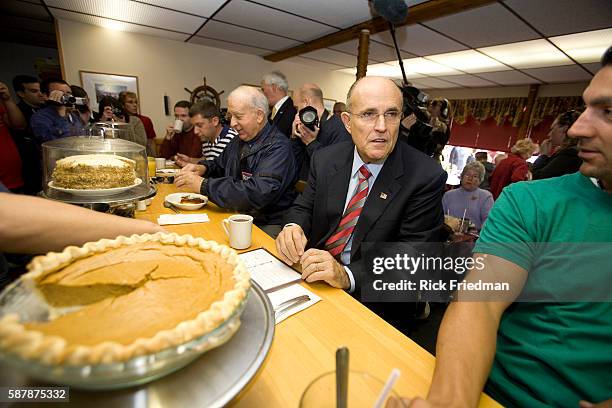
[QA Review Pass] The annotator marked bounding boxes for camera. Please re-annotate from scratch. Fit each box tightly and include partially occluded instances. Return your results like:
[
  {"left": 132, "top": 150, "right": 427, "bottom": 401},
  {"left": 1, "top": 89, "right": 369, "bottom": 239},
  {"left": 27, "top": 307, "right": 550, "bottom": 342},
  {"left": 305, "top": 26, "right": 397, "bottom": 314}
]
[
  {"left": 298, "top": 106, "right": 319, "bottom": 131},
  {"left": 399, "top": 85, "right": 449, "bottom": 158},
  {"left": 58, "top": 95, "right": 87, "bottom": 106}
]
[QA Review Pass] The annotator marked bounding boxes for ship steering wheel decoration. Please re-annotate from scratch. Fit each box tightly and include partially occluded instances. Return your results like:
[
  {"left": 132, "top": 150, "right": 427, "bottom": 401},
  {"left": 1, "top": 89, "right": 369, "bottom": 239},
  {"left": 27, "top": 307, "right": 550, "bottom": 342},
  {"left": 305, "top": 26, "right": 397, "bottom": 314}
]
[{"left": 184, "top": 77, "right": 224, "bottom": 107}]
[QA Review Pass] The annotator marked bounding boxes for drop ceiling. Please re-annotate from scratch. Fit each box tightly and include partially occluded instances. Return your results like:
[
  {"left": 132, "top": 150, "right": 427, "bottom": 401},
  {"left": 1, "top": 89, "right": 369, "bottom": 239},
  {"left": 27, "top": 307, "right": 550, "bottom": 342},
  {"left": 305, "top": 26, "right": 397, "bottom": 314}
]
[{"left": 2, "top": 0, "right": 611, "bottom": 89}]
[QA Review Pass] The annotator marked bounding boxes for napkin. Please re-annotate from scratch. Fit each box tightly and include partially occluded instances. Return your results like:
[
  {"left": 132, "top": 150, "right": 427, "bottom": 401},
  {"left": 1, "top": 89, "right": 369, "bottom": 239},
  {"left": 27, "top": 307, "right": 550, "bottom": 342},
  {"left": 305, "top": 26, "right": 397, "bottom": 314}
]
[
  {"left": 157, "top": 213, "right": 209, "bottom": 225},
  {"left": 267, "top": 284, "right": 321, "bottom": 324}
]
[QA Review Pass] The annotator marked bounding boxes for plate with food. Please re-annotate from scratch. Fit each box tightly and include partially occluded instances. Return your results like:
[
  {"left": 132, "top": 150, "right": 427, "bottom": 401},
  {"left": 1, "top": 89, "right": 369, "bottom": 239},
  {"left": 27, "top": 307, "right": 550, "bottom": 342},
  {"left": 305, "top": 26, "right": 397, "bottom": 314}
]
[
  {"left": 165, "top": 193, "right": 208, "bottom": 210},
  {"left": 49, "top": 178, "right": 142, "bottom": 196}
]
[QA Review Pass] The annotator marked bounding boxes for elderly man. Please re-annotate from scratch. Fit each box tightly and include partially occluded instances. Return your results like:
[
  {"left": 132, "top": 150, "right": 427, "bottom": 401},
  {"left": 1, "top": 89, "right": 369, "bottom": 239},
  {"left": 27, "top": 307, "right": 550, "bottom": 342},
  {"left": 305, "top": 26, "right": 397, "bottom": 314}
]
[
  {"left": 291, "top": 83, "right": 351, "bottom": 180},
  {"left": 30, "top": 78, "right": 85, "bottom": 145},
  {"left": 261, "top": 71, "right": 296, "bottom": 138},
  {"left": 174, "top": 102, "right": 237, "bottom": 166},
  {"left": 408, "top": 50, "right": 612, "bottom": 408},
  {"left": 175, "top": 86, "right": 297, "bottom": 235},
  {"left": 276, "top": 76, "right": 447, "bottom": 327}
]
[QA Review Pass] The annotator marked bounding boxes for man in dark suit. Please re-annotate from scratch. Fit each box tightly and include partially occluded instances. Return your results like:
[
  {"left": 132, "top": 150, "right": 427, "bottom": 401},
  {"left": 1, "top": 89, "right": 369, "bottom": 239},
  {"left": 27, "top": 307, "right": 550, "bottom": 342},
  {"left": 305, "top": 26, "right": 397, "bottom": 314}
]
[
  {"left": 261, "top": 71, "right": 296, "bottom": 138},
  {"left": 291, "top": 83, "right": 352, "bottom": 180},
  {"left": 276, "top": 76, "right": 447, "bottom": 324}
]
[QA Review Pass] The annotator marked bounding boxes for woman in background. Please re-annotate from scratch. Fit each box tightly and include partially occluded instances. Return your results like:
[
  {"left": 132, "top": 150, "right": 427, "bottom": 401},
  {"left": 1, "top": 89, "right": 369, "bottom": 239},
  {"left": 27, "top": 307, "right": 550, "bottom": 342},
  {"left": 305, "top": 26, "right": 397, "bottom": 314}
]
[
  {"left": 443, "top": 161, "right": 494, "bottom": 230},
  {"left": 488, "top": 138, "right": 538, "bottom": 200},
  {"left": 97, "top": 96, "right": 147, "bottom": 148}
]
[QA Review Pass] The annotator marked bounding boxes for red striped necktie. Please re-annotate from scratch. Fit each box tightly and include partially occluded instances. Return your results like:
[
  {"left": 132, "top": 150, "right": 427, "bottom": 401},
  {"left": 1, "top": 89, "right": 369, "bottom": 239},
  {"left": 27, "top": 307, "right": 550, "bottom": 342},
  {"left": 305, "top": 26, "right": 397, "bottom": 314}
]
[{"left": 324, "top": 165, "right": 372, "bottom": 257}]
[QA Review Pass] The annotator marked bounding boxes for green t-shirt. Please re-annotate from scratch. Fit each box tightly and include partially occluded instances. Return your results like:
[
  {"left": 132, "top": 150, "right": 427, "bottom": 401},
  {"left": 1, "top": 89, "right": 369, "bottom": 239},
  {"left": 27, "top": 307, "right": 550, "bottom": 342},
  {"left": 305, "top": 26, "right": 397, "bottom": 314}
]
[{"left": 474, "top": 172, "right": 612, "bottom": 407}]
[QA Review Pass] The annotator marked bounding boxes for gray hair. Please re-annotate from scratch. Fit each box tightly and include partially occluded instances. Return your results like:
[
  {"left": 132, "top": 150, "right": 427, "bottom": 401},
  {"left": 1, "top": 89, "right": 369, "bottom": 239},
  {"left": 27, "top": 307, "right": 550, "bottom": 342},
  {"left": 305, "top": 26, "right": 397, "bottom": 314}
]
[
  {"left": 461, "top": 161, "right": 485, "bottom": 183},
  {"left": 262, "top": 71, "right": 289, "bottom": 93},
  {"left": 228, "top": 85, "right": 270, "bottom": 117}
]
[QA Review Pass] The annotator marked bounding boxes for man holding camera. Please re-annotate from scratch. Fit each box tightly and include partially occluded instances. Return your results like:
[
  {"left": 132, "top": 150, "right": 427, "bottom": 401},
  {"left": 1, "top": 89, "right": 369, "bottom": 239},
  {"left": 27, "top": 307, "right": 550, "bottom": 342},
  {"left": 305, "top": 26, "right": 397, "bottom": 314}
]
[
  {"left": 291, "top": 83, "right": 351, "bottom": 180},
  {"left": 159, "top": 100, "right": 201, "bottom": 160},
  {"left": 30, "top": 79, "right": 86, "bottom": 145}
]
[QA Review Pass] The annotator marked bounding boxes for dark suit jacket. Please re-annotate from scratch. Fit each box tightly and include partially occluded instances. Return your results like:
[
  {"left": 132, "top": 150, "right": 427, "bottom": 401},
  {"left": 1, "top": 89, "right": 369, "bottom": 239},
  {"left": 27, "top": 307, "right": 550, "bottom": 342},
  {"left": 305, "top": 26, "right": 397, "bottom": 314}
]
[
  {"left": 269, "top": 96, "right": 296, "bottom": 138},
  {"left": 284, "top": 141, "right": 447, "bottom": 295}
]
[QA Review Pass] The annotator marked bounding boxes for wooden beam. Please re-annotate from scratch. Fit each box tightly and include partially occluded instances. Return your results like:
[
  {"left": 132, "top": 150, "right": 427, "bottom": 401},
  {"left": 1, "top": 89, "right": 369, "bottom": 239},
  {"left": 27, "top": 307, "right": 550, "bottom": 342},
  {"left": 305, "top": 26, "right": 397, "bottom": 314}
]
[{"left": 263, "top": 0, "right": 496, "bottom": 62}]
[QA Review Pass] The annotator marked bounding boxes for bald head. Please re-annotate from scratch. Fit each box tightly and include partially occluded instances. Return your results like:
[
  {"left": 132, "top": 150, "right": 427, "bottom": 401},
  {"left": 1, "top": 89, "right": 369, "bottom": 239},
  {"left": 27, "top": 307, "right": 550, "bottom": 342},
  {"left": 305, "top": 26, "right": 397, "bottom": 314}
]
[
  {"left": 346, "top": 76, "right": 402, "bottom": 113},
  {"left": 228, "top": 85, "right": 269, "bottom": 117},
  {"left": 294, "top": 83, "right": 324, "bottom": 111}
]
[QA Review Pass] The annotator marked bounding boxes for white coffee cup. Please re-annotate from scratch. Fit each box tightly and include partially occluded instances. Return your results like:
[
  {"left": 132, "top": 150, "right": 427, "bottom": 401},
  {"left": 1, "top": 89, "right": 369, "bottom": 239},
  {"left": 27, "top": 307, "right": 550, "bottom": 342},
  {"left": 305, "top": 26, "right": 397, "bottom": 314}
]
[
  {"left": 173, "top": 119, "right": 183, "bottom": 133},
  {"left": 155, "top": 157, "right": 165, "bottom": 170},
  {"left": 222, "top": 214, "right": 253, "bottom": 250}
]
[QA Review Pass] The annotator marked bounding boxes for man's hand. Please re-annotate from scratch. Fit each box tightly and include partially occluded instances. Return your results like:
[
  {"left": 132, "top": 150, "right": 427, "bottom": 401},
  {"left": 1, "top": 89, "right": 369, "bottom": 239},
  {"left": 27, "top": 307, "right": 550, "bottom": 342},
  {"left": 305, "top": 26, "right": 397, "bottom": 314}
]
[
  {"left": 174, "top": 171, "right": 204, "bottom": 193},
  {"left": 401, "top": 113, "right": 417, "bottom": 130},
  {"left": 539, "top": 138, "right": 552, "bottom": 156},
  {"left": 385, "top": 396, "right": 430, "bottom": 408},
  {"left": 295, "top": 122, "right": 319, "bottom": 145},
  {"left": 0, "top": 82, "right": 12, "bottom": 102},
  {"left": 181, "top": 163, "right": 206, "bottom": 176},
  {"left": 300, "top": 248, "right": 349, "bottom": 289},
  {"left": 48, "top": 89, "right": 64, "bottom": 104},
  {"left": 175, "top": 153, "right": 199, "bottom": 168},
  {"left": 165, "top": 123, "right": 176, "bottom": 140},
  {"left": 276, "top": 224, "right": 307, "bottom": 265}
]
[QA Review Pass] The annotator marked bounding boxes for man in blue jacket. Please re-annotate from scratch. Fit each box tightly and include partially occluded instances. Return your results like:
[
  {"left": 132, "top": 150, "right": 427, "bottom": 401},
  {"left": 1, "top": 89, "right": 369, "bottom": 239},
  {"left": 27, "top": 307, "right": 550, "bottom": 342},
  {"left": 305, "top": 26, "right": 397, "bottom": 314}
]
[{"left": 175, "top": 86, "right": 297, "bottom": 235}]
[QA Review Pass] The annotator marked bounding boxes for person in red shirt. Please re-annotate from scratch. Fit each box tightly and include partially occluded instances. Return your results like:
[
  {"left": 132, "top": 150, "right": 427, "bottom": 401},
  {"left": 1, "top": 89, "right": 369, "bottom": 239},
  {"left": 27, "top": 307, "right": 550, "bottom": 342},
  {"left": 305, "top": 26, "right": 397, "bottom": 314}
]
[
  {"left": 488, "top": 138, "right": 539, "bottom": 200},
  {"left": 0, "top": 82, "right": 27, "bottom": 192},
  {"left": 120, "top": 91, "right": 157, "bottom": 156},
  {"left": 159, "top": 100, "right": 202, "bottom": 160}
]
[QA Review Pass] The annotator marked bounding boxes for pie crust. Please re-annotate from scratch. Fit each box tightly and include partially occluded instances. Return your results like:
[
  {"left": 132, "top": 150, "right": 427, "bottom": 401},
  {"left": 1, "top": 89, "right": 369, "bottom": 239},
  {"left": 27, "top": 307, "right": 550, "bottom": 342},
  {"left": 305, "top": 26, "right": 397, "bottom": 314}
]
[{"left": 0, "top": 233, "right": 250, "bottom": 365}]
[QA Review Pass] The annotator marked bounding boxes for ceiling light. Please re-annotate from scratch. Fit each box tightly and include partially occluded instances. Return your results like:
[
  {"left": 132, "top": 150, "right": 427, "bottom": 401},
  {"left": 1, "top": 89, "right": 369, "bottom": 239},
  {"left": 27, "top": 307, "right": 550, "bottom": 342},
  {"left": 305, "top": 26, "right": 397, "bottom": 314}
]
[
  {"left": 550, "top": 28, "right": 612, "bottom": 63},
  {"left": 100, "top": 19, "right": 125, "bottom": 31},
  {"left": 478, "top": 39, "right": 572, "bottom": 69},
  {"left": 388, "top": 58, "right": 462, "bottom": 76},
  {"left": 427, "top": 50, "right": 510, "bottom": 73}
]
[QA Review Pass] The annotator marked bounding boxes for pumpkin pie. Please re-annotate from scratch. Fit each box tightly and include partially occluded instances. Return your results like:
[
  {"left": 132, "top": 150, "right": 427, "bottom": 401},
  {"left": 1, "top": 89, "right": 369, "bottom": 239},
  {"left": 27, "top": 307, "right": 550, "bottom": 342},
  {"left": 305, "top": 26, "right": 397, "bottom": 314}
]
[{"left": 0, "top": 233, "right": 250, "bottom": 365}]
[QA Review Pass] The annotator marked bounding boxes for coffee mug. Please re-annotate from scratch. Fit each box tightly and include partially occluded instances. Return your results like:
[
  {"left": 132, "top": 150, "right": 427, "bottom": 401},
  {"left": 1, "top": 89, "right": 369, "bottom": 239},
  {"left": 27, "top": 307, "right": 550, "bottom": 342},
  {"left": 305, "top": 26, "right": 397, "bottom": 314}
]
[
  {"left": 155, "top": 157, "right": 165, "bottom": 170},
  {"left": 222, "top": 214, "right": 253, "bottom": 250},
  {"left": 173, "top": 119, "right": 183, "bottom": 133}
]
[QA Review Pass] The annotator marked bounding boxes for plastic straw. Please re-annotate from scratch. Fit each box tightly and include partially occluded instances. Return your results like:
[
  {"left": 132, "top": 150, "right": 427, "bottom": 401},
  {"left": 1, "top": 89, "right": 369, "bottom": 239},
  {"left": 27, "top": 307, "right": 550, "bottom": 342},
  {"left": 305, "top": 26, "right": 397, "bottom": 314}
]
[{"left": 373, "top": 368, "right": 401, "bottom": 408}]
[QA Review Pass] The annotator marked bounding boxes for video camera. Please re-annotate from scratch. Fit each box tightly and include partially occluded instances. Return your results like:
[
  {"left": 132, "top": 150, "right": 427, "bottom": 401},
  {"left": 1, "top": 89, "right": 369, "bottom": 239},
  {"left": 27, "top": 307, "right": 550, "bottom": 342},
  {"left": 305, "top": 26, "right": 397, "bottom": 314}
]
[
  {"left": 59, "top": 94, "right": 87, "bottom": 107},
  {"left": 298, "top": 106, "right": 319, "bottom": 131}
]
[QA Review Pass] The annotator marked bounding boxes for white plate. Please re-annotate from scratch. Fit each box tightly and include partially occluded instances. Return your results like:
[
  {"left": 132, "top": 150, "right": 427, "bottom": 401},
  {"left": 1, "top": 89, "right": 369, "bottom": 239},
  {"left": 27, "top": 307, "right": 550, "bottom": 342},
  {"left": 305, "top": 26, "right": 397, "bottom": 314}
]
[
  {"left": 156, "top": 169, "right": 178, "bottom": 176},
  {"left": 165, "top": 193, "right": 208, "bottom": 210},
  {"left": 49, "top": 178, "right": 142, "bottom": 196}
]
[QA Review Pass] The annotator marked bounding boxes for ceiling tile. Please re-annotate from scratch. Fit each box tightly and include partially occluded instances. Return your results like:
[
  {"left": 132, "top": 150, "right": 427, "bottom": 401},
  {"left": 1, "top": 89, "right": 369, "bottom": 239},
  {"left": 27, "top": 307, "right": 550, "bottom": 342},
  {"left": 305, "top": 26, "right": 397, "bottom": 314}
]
[
  {"left": 521, "top": 65, "right": 594, "bottom": 83},
  {"left": 550, "top": 28, "right": 612, "bottom": 64},
  {"left": 252, "top": 0, "right": 374, "bottom": 29},
  {"left": 138, "top": 0, "right": 226, "bottom": 18},
  {"left": 371, "top": 25, "right": 467, "bottom": 56},
  {"left": 301, "top": 48, "right": 368, "bottom": 68},
  {"left": 46, "top": 0, "right": 205, "bottom": 33},
  {"left": 427, "top": 50, "right": 511, "bottom": 73},
  {"left": 479, "top": 39, "right": 573, "bottom": 69},
  {"left": 436, "top": 74, "right": 498, "bottom": 87},
  {"left": 289, "top": 57, "right": 350, "bottom": 71},
  {"left": 503, "top": 0, "right": 612, "bottom": 36},
  {"left": 196, "top": 20, "right": 300, "bottom": 51},
  {"left": 52, "top": 11, "right": 190, "bottom": 41},
  {"left": 389, "top": 58, "right": 462, "bottom": 76},
  {"left": 411, "top": 77, "right": 462, "bottom": 89},
  {"left": 424, "top": 3, "right": 539, "bottom": 48},
  {"left": 0, "top": 0, "right": 52, "bottom": 21},
  {"left": 477, "top": 70, "right": 541, "bottom": 85},
  {"left": 189, "top": 36, "right": 272, "bottom": 56},
  {"left": 582, "top": 62, "right": 602, "bottom": 75},
  {"left": 330, "top": 39, "right": 415, "bottom": 63},
  {"left": 213, "top": 0, "right": 336, "bottom": 42}
]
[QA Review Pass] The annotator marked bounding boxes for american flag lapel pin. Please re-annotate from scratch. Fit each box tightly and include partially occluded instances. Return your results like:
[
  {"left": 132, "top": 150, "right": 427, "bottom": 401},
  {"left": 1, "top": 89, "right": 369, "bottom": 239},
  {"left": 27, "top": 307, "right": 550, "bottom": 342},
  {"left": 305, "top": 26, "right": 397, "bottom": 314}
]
[{"left": 380, "top": 192, "right": 387, "bottom": 200}]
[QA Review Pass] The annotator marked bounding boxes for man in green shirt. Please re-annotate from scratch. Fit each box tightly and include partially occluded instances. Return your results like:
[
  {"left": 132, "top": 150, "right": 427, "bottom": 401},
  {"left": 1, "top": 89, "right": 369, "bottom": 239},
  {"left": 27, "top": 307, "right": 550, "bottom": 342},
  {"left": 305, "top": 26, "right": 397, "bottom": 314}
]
[{"left": 406, "top": 49, "right": 612, "bottom": 407}]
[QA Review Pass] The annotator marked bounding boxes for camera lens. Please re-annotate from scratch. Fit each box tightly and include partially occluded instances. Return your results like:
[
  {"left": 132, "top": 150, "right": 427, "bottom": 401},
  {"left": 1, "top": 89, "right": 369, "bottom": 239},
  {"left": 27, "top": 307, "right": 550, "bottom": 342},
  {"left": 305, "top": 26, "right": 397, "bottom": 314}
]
[{"left": 299, "top": 106, "right": 318, "bottom": 131}]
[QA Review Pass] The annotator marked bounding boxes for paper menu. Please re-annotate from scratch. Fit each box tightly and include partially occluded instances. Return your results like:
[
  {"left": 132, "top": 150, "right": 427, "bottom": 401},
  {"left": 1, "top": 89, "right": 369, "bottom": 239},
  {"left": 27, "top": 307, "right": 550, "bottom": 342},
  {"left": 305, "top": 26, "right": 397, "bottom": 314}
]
[
  {"left": 157, "top": 213, "right": 209, "bottom": 225},
  {"left": 238, "top": 248, "right": 301, "bottom": 292}
]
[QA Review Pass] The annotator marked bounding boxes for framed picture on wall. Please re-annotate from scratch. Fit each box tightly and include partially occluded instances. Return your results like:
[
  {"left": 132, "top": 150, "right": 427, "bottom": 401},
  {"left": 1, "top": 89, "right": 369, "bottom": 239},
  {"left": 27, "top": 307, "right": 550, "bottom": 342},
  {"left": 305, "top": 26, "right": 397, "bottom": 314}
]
[
  {"left": 80, "top": 70, "right": 139, "bottom": 106},
  {"left": 323, "top": 98, "right": 336, "bottom": 112}
]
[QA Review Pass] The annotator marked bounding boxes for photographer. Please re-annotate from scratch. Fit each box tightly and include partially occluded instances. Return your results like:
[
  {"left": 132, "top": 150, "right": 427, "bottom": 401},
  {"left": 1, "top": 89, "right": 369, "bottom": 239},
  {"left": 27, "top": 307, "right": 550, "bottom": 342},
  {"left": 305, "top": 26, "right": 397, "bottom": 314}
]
[
  {"left": 291, "top": 83, "right": 351, "bottom": 180},
  {"left": 30, "top": 78, "right": 85, "bottom": 145},
  {"left": 400, "top": 90, "right": 450, "bottom": 161}
]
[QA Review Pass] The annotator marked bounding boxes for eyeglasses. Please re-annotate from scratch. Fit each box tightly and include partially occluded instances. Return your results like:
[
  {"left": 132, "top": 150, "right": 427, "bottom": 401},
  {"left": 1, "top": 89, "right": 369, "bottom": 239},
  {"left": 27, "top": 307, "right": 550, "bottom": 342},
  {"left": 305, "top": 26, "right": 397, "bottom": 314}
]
[{"left": 348, "top": 110, "right": 402, "bottom": 124}]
